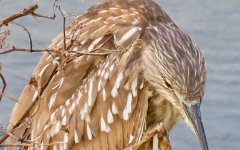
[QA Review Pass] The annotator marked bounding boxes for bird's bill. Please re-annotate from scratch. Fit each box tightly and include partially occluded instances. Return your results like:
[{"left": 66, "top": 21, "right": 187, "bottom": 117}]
[{"left": 182, "top": 102, "right": 209, "bottom": 150}]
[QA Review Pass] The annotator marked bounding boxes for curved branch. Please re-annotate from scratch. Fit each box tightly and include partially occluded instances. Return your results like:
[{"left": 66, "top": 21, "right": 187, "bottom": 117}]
[
  {"left": 0, "top": 4, "right": 38, "bottom": 27},
  {"left": 0, "top": 72, "right": 6, "bottom": 102},
  {"left": 12, "top": 22, "right": 33, "bottom": 51}
]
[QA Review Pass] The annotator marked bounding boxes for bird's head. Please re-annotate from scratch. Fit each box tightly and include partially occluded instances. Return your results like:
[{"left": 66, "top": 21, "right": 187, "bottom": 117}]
[{"left": 142, "top": 24, "right": 208, "bottom": 150}]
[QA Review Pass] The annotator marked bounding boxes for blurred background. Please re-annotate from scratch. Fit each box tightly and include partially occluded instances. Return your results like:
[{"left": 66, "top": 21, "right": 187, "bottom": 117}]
[{"left": 0, "top": 0, "right": 239, "bottom": 149}]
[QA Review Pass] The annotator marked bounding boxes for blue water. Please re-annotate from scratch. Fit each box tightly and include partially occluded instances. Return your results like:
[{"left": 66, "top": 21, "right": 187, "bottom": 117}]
[{"left": 0, "top": 0, "right": 240, "bottom": 149}]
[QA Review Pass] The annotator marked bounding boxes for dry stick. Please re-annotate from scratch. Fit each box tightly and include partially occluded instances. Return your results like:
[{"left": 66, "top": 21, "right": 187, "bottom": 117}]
[
  {"left": 0, "top": 144, "right": 33, "bottom": 148},
  {"left": 0, "top": 29, "right": 10, "bottom": 49},
  {"left": 0, "top": 141, "right": 68, "bottom": 148},
  {"left": 0, "top": 59, "right": 58, "bottom": 144},
  {"left": 32, "top": 12, "right": 56, "bottom": 20},
  {"left": 0, "top": 3, "right": 57, "bottom": 53},
  {"left": 31, "top": 0, "right": 57, "bottom": 20},
  {"left": 0, "top": 129, "right": 24, "bottom": 143},
  {"left": 12, "top": 22, "right": 33, "bottom": 51},
  {"left": 0, "top": 129, "right": 35, "bottom": 148},
  {"left": 0, "top": 1, "right": 58, "bottom": 145},
  {"left": 0, "top": 4, "right": 38, "bottom": 27},
  {"left": 0, "top": 67, "right": 54, "bottom": 144},
  {"left": 0, "top": 125, "right": 67, "bottom": 148},
  {"left": 0, "top": 22, "right": 46, "bottom": 54},
  {"left": 0, "top": 94, "right": 19, "bottom": 103},
  {"left": 74, "top": 51, "right": 117, "bottom": 56},
  {"left": 31, "top": 10, "right": 56, "bottom": 20},
  {"left": 58, "top": 6, "right": 67, "bottom": 50},
  {"left": 0, "top": 73, "right": 6, "bottom": 102},
  {"left": 0, "top": 48, "right": 51, "bottom": 54},
  {"left": 0, "top": 0, "right": 58, "bottom": 27},
  {"left": 0, "top": 5, "right": 56, "bottom": 55},
  {"left": 1, "top": 123, "right": 67, "bottom": 147}
]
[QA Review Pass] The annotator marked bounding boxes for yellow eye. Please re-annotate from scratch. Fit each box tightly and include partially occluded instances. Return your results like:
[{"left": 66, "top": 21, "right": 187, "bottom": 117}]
[{"left": 165, "top": 78, "right": 172, "bottom": 89}]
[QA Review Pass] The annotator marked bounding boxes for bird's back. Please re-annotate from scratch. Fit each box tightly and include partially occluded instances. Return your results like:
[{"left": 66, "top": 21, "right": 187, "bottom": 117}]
[{"left": 7, "top": 0, "right": 176, "bottom": 149}]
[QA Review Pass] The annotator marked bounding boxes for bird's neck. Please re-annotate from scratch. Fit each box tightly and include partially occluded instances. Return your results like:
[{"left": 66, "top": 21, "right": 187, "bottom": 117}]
[{"left": 146, "top": 89, "right": 182, "bottom": 133}]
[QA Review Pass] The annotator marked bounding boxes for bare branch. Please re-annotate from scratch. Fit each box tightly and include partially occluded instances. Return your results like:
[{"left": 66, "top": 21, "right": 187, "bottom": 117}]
[
  {"left": 0, "top": 74, "right": 50, "bottom": 145},
  {"left": 0, "top": 129, "right": 22, "bottom": 142},
  {"left": 57, "top": 5, "right": 67, "bottom": 50},
  {"left": 31, "top": 0, "right": 57, "bottom": 20},
  {"left": 0, "top": 67, "right": 6, "bottom": 102},
  {"left": 0, "top": 4, "right": 39, "bottom": 27},
  {"left": 0, "top": 94, "right": 19, "bottom": 103},
  {"left": 31, "top": 11, "right": 56, "bottom": 20},
  {"left": 0, "top": 47, "right": 51, "bottom": 55},
  {"left": 74, "top": 51, "right": 116, "bottom": 56},
  {"left": 0, "top": 27, "right": 10, "bottom": 48},
  {"left": 12, "top": 22, "right": 33, "bottom": 52},
  {"left": 0, "top": 143, "right": 33, "bottom": 148}
]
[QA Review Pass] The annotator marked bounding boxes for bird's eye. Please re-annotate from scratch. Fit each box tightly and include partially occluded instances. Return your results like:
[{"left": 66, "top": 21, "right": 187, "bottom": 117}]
[{"left": 165, "top": 79, "right": 172, "bottom": 89}]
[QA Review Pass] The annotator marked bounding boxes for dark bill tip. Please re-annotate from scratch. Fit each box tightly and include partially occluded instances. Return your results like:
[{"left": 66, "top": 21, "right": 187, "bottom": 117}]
[{"left": 183, "top": 102, "right": 209, "bottom": 150}]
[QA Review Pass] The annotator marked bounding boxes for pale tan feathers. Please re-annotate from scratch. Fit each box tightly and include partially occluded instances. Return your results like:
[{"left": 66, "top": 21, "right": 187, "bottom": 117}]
[{"left": 8, "top": 0, "right": 178, "bottom": 149}]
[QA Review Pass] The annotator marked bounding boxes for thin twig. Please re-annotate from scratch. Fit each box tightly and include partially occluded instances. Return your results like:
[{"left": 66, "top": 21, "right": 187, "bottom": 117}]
[
  {"left": 0, "top": 144, "right": 33, "bottom": 148},
  {"left": 0, "top": 128, "right": 35, "bottom": 145},
  {"left": 0, "top": 27, "right": 10, "bottom": 49},
  {"left": 0, "top": 47, "right": 51, "bottom": 54},
  {"left": 0, "top": 71, "right": 57, "bottom": 144},
  {"left": 74, "top": 51, "right": 116, "bottom": 56},
  {"left": 0, "top": 129, "right": 22, "bottom": 142},
  {"left": 31, "top": 0, "right": 57, "bottom": 20},
  {"left": 12, "top": 22, "right": 33, "bottom": 52},
  {"left": 0, "top": 93, "right": 19, "bottom": 103},
  {"left": 58, "top": 6, "right": 67, "bottom": 50},
  {"left": 31, "top": 12, "right": 56, "bottom": 20},
  {"left": 0, "top": 4, "right": 38, "bottom": 27},
  {"left": 0, "top": 72, "right": 6, "bottom": 102}
]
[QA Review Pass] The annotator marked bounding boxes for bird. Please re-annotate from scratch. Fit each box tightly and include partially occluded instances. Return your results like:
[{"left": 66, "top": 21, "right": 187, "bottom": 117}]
[{"left": 6, "top": 0, "right": 208, "bottom": 149}]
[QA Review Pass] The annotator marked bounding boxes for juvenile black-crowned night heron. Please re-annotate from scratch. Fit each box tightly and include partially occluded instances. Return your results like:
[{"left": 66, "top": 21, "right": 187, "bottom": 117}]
[{"left": 7, "top": 0, "right": 208, "bottom": 149}]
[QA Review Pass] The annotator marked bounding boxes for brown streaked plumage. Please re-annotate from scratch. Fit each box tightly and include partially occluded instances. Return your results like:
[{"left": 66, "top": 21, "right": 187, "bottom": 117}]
[{"left": 7, "top": 0, "right": 208, "bottom": 149}]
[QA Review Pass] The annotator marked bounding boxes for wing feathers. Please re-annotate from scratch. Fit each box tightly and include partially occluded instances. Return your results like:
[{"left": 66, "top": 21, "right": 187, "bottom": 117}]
[{"left": 9, "top": 0, "right": 154, "bottom": 149}]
